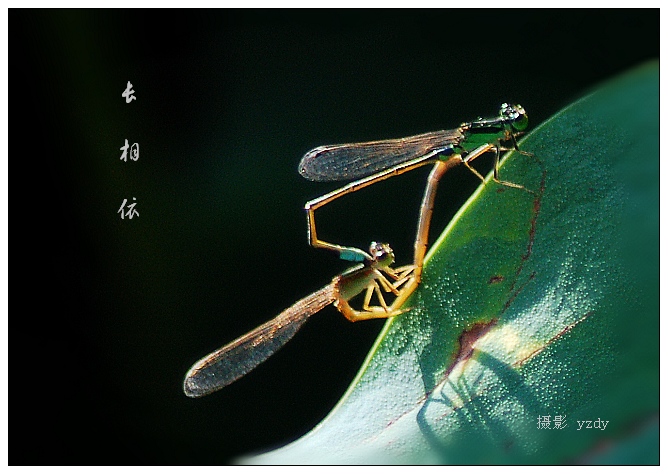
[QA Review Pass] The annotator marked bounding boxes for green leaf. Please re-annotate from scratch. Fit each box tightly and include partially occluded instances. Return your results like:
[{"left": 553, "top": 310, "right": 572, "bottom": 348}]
[{"left": 247, "top": 62, "right": 659, "bottom": 464}]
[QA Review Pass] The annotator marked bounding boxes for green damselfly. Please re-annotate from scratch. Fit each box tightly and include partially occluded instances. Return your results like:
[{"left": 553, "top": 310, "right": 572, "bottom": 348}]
[{"left": 299, "top": 103, "right": 535, "bottom": 284}]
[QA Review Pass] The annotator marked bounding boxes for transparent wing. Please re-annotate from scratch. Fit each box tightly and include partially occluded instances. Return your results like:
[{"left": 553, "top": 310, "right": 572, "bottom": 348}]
[
  {"left": 298, "top": 128, "right": 464, "bottom": 182},
  {"left": 183, "top": 284, "right": 336, "bottom": 397}
]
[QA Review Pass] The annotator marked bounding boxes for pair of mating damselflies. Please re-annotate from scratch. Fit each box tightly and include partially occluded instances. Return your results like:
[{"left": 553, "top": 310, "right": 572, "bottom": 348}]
[{"left": 184, "top": 103, "right": 534, "bottom": 398}]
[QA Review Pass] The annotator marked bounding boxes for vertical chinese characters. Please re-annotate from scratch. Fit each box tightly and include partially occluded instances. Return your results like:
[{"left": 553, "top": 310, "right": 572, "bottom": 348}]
[{"left": 119, "top": 81, "right": 139, "bottom": 219}]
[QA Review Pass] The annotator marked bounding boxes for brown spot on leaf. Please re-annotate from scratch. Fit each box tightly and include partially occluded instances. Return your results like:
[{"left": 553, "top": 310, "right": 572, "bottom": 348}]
[
  {"left": 445, "top": 319, "right": 498, "bottom": 377},
  {"left": 488, "top": 275, "right": 504, "bottom": 284}
]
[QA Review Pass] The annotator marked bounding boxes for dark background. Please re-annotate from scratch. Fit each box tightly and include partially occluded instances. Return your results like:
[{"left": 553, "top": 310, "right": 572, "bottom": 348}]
[{"left": 11, "top": 9, "right": 658, "bottom": 465}]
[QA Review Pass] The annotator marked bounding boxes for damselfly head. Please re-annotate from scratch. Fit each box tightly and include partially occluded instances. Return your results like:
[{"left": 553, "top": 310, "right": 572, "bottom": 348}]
[
  {"left": 500, "top": 103, "right": 529, "bottom": 132},
  {"left": 368, "top": 241, "right": 395, "bottom": 267}
]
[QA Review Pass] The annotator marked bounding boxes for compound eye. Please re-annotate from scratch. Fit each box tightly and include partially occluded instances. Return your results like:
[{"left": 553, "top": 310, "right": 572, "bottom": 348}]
[
  {"left": 501, "top": 103, "right": 529, "bottom": 131},
  {"left": 368, "top": 242, "right": 395, "bottom": 264}
]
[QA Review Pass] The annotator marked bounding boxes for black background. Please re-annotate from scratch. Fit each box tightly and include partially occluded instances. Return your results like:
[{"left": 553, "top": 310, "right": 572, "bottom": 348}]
[{"left": 11, "top": 9, "right": 658, "bottom": 465}]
